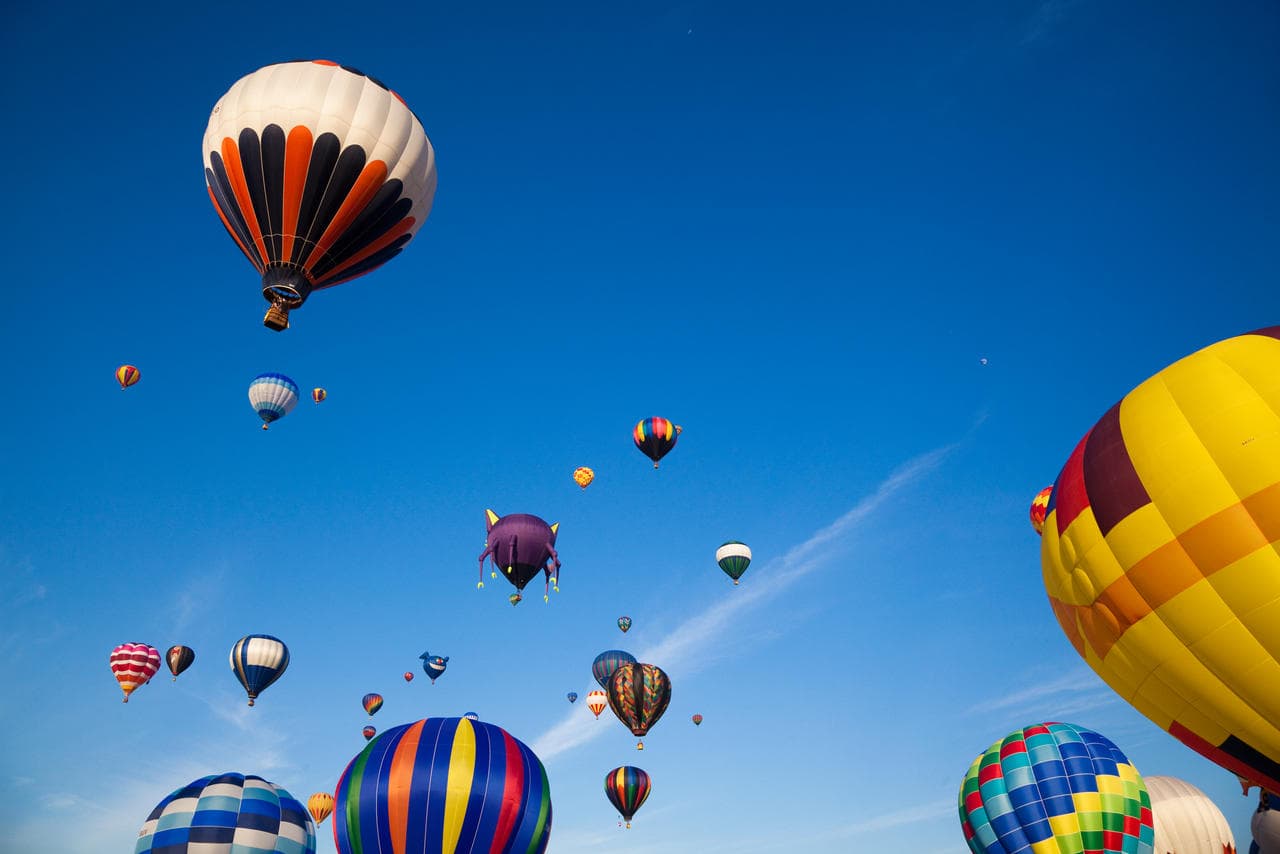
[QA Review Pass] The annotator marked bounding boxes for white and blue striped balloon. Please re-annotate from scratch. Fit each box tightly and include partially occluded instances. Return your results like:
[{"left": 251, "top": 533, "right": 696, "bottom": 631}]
[
  {"left": 248, "top": 373, "right": 299, "bottom": 429},
  {"left": 230, "top": 634, "right": 289, "bottom": 706},
  {"left": 135, "top": 771, "right": 315, "bottom": 854}
]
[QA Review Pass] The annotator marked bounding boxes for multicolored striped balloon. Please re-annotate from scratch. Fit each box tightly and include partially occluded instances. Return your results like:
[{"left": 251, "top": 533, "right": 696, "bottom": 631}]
[
  {"left": 230, "top": 634, "right": 290, "bottom": 706},
  {"left": 110, "top": 642, "right": 161, "bottom": 702},
  {"left": 633, "top": 417, "right": 681, "bottom": 468},
  {"left": 362, "top": 693, "right": 383, "bottom": 716},
  {"left": 333, "top": 717, "right": 552, "bottom": 854},
  {"left": 604, "top": 766, "right": 651, "bottom": 829},
  {"left": 134, "top": 772, "right": 316, "bottom": 854},
  {"left": 116, "top": 364, "right": 140, "bottom": 389},
  {"left": 1029, "top": 486, "right": 1052, "bottom": 535},
  {"left": 248, "top": 373, "right": 299, "bottom": 430},
  {"left": 362, "top": 726, "right": 376, "bottom": 741},
  {"left": 958, "top": 722, "right": 1154, "bottom": 854},
  {"left": 312, "top": 387, "right": 327, "bottom": 404},
  {"left": 591, "top": 649, "right": 636, "bottom": 690},
  {"left": 1041, "top": 328, "right": 1280, "bottom": 793}
]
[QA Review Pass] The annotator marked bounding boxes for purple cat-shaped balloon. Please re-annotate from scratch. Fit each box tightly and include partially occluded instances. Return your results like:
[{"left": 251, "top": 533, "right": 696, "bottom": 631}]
[{"left": 478, "top": 509, "right": 561, "bottom": 604}]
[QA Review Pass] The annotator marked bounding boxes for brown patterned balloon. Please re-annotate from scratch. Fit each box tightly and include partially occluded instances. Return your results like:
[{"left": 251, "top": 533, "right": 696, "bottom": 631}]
[{"left": 607, "top": 663, "right": 671, "bottom": 738}]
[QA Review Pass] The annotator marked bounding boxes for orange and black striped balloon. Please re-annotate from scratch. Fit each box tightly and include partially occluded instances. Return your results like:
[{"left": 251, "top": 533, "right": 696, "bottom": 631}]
[{"left": 204, "top": 61, "right": 437, "bottom": 326}]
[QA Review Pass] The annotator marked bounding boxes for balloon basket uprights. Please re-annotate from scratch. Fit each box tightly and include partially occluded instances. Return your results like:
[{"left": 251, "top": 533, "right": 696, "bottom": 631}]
[{"left": 263, "top": 304, "right": 290, "bottom": 331}]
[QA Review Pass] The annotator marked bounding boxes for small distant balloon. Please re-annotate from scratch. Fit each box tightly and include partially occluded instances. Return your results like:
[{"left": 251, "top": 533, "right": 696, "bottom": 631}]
[
  {"left": 1029, "top": 486, "right": 1052, "bottom": 535},
  {"left": 462, "top": 712, "right": 479, "bottom": 721},
  {"left": 692, "top": 714, "right": 703, "bottom": 726},
  {"left": 586, "top": 690, "right": 607, "bottom": 719},
  {"left": 248, "top": 372, "right": 299, "bottom": 430},
  {"left": 403, "top": 671, "right": 414, "bottom": 682},
  {"left": 165, "top": 645, "right": 195, "bottom": 682},
  {"left": 312, "top": 387, "right": 327, "bottom": 404},
  {"left": 567, "top": 692, "right": 578, "bottom": 704},
  {"left": 362, "top": 725, "right": 376, "bottom": 741},
  {"left": 362, "top": 693, "right": 383, "bottom": 716},
  {"left": 618, "top": 616, "right": 632, "bottom": 633},
  {"left": 979, "top": 357, "right": 989, "bottom": 366},
  {"left": 115, "top": 365, "right": 140, "bottom": 389},
  {"left": 573, "top": 466, "right": 595, "bottom": 489},
  {"left": 633, "top": 417, "right": 681, "bottom": 468},
  {"left": 308, "top": 792, "right": 334, "bottom": 826},
  {"left": 110, "top": 642, "right": 161, "bottom": 703},
  {"left": 716, "top": 541, "right": 752, "bottom": 585},
  {"left": 420, "top": 651, "right": 448, "bottom": 683}
]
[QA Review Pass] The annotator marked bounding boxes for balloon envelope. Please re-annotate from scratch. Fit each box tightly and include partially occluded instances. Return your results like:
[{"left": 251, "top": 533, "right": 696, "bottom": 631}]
[
  {"left": 715, "top": 541, "right": 752, "bottom": 584},
  {"left": 110, "top": 643, "right": 161, "bottom": 702},
  {"left": 567, "top": 692, "right": 578, "bottom": 704},
  {"left": 604, "top": 766, "right": 651, "bottom": 828},
  {"left": 362, "top": 726, "right": 376, "bottom": 741},
  {"left": 134, "top": 772, "right": 315, "bottom": 854},
  {"left": 573, "top": 467, "right": 594, "bottom": 488},
  {"left": 1254, "top": 792, "right": 1280, "bottom": 854},
  {"left": 633, "top": 417, "right": 679, "bottom": 467},
  {"left": 1041, "top": 327, "right": 1280, "bottom": 793},
  {"left": 204, "top": 60, "right": 437, "bottom": 330},
  {"left": 248, "top": 373, "right": 299, "bottom": 428},
  {"left": 958, "top": 722, "right": 1154, "bottom": 854},
  {"left": 312, "top": 387, "right": 326, "bottom": 403},
  {"left": 1144, "top": 775, "right": 1235, "bottom": 854},
  {"left": 585, "top": 690, "right": 607, "bottom": 719},
  {"left": 229, "top": 634, "right": 289, "bottom": 706},
  {"left": 362, "top": 693, "right": 383, "bottom": 716},
  {"left": 308, "top": 792, "right": 334, "bottom": 826},
  {"left": 116, "top": 365, "right": 140, "bottom": 389},
  {"left": 618, "top": 616, "right": 632, "bottom": 633},
  {"left": 1029, "top": 486, "right": 1053, "bottom": 535},
  {"left": 591, "top": 649, "right": 636, "bottom": 690},
  {"left": 334, "top": 717, "right": 551, "bottom": 854},
  {"left": 165, "top": 645, "right": 195, "bottom": 681},
  {"left": 607, "top": 663, "right": 672, "bottom": 738}
]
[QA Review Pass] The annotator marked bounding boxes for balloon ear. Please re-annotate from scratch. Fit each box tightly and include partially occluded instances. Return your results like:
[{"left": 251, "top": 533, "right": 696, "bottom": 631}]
[
  {"left": 485, "top": 509, "right": 500, "bottom": 531},
  {"left": 550, "top": 522, "right": 559, "bottom": 536}
]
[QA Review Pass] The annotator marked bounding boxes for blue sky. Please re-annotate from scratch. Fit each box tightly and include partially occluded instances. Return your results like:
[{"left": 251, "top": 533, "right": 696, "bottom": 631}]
[{"left": 0, "top": 0, "right": 1276, "bottom": 851}]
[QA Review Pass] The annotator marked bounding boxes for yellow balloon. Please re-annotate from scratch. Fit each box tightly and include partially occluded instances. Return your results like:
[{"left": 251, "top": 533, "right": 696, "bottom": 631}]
[
  {"left": 1041, "top": 326, "right": 1280, "bottom": 793},
  {"left": 307, "top": 791, "right": 334, "bottom": 825},
  {"left": 573, "top": 466, "right": 595, "bottom": 489}
]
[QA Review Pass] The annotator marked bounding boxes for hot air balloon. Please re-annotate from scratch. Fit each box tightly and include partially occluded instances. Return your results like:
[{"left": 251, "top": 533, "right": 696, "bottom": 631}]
[
  {"left": 403, "top": 671, "right": 414, "bottom": 682},
  {"left": 608, "top": 663, "right": 672, "bottom": 748},
  {"left": 165, "top": 645, "right": 195, "bottom": 682},
  {"left": 592, "top": 649, "right": 637, "bottom": 690},
  {"left": 605, "top": 766, "right": 651, "bottom": 829},
  {"left": 1029, "top": 486, "right": 1053, "bottom": 535},
  {"left": 1041, "top": 327, "right": 1280, "bottom": 793},
  {"left": 419, "top": 651, "right": 448, "bottom": 683},
  {"left": 618, "top": 616, "right": 632, "bottom": 633},
  {"left": 362, "top": 693, "right": 383, "bottom": 716},
  {"left": 633, "top": 417, "right": 680, "bottom": 468},
  {"left": 204, "top": 60, "right": 437, "bottom": 332},
  {"left": 567, "top": 692, "right": 578, "bottom": 704},
  {"left": 692, "top": 714, "right": 703, "bottom": 726},
  {"left": 1144, "top": 775, "right": 1235, "bottom": 854},
  {"left": 958, "top": 722, "right": 1154, "bottom": 854},
  {"left": 478, "top": 510, "right": 562, "bottom": 602},
  {"left": 462, "top": 712, "right": 479, "bottom": 720},
  {"left": 715, "top": 541, "right": 752, "bottom": 585},
  {"left": 573, "top": 467, "right": 594, "bottom": 489},
  {"left": 110, "top": 643, "right": 161, "bottom": 703},
  {"left": 1254, "top": 791, "right": 1280, "bottom": 854},
  {"left": 334, "top": 717, "right": 551, "bottom": 854},
  {"left": 230, "top": 634, "right": 289, "bottom": 706},
  {"left": 307, "top": 792, "right": 335, "bottom": 826},
  {"left": 586, "top": 690, "right": 607, "bottom": 719},
  {"left": 248, "top": 372, "right": 299, "bottom": 430},
  {"left": 362, "top": 726, "right": 376, "bottom": 741},
  {"left": 312, "top": 387, "right": 326, "bottom": 404},
  {"left": 135, "top": 772, "right": 316, "bottom": 854},
  {"left": 116, "top": 365, "right": 140, "bottom": 389}
]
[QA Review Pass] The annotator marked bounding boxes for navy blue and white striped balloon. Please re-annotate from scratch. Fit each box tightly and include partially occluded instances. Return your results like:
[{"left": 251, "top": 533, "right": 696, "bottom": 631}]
[
  {"left": 135, "top": 772, "right": 315, "bottom": 854},
  {"left": 248, "top": 373, "right": 299, "bottom": 429},
  {"left": 230, "top": 634, "right": 289, "bottom": 706}
]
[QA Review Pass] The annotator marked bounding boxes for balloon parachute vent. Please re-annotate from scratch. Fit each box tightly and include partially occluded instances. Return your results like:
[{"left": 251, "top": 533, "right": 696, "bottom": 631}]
[{"left": 263, "top": 304, "right": 290, "bottom": 331}]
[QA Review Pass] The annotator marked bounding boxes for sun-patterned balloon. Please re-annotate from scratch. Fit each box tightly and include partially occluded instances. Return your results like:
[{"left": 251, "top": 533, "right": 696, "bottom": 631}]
[
  {"left": 573, "top": 466, "right": 594, "bottom": 489},
  {"left": 1041, "top": 327, "right": 1280, "bottom": 794}
]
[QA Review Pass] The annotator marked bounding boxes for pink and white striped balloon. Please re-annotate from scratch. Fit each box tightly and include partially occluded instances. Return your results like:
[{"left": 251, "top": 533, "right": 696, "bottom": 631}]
[{"left": 110, "top": 643, "right": 161, "bottom": 703}]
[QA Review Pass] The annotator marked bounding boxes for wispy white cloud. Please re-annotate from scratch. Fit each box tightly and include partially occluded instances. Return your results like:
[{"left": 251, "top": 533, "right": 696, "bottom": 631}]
[
  {"left": 966, "top": 665, "right": 1119, "bottom": 721},
  {"left": 698, "top": 797, "right": 956, "bottom": 854},
  {"left": 532, "top": 441, "right": 958, "bottom": 761}
]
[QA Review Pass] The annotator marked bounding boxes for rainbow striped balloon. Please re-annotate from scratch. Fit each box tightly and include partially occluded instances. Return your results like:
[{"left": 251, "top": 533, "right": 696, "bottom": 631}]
[
  {"left": 334, "top": 717, "right": 552, "bottom": 854},
  {"left": 958, "top": 722, "right": 1154, "bottom": 854}
]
